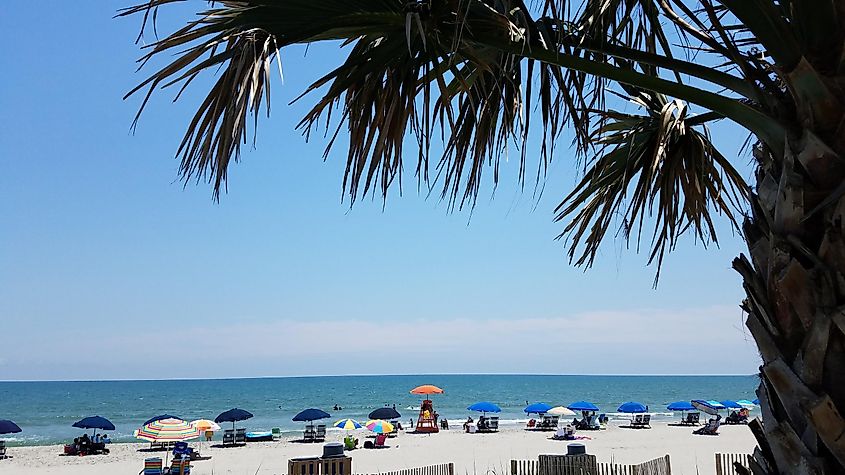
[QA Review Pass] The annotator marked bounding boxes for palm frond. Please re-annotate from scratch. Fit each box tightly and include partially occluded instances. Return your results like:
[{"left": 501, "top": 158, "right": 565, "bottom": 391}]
[{"left": 555, "top": 87, "right": 749, "bottom": 284}]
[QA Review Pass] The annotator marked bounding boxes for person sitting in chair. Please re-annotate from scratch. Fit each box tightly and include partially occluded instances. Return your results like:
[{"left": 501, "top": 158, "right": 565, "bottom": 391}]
[
  {"left": 477, "top": 416, "right": 487, "bottom": 431},
  {"left": 463, "top": 417, "right": 474, "bottom": 432},
  {"left": 343, "top": 435, "right": 358, "bottom": 450}
]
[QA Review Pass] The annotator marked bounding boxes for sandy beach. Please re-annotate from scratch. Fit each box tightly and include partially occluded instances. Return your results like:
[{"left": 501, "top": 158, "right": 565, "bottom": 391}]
[{"left": 2, "top": 421, "right": 756, "bottom": 475}]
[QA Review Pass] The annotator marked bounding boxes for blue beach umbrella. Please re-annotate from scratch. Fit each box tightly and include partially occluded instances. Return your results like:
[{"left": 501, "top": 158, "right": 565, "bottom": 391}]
[
  {"left": 736, "top": 399, "right": 756, "bottom": 409},
  {"left": 0, "top": 420, "right": 21, "bottom": 435},
  {"left": 524, "top": 402, "right": 552, "bottom": 415},
  {"left": 468, "top": 402, "right": 501, "bottom": 413},
  {"left": 215, "top": 408, "right": 254, "bottom": 431},
  {"left": 666, "top": 401, "right": 695, "bottom": 412},
  {"left": 617, "top": 402, "right": 647, "bottom": 413},
  {"left": 720, "top": 400, "right": 743, "bottom": 410},
  {"left": 144, "top": 414, "right": 182, "bottom": 426},
  {"left": 368, "top": 407, "right": 401, "bottom": 420},
  {"left": 568, "top": 401, "right": 599, "bottom": 412},
  {"left": 293, "top": 408, "right": 331, "bottom": 422},
  {"left": 73, "top": 416, "right": 115, "bottom": 437},
  {"left": 752, "top": 398, "right": 760, "bottom": 405}
]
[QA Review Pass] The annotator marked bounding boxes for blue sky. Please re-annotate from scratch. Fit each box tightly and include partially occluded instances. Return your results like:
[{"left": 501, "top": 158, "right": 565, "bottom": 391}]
[{"left": 0, "top": 1, "right": 759, "bottom": 380}]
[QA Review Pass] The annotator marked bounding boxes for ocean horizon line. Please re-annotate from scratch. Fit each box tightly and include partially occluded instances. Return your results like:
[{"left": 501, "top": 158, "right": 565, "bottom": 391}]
[{"left": 0, "top": 372, "right": 757, "bottom": 383}]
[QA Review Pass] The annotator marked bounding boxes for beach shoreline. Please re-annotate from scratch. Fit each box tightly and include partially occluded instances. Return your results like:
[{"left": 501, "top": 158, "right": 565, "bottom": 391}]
[{"left": 1, "top": 422, "right": 756, "bottom": 475}]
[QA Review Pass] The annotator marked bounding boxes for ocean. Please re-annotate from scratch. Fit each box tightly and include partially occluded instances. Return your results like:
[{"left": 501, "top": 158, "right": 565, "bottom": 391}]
[{"left": 0, "top": 374, "right": 758, "bottom": 446}]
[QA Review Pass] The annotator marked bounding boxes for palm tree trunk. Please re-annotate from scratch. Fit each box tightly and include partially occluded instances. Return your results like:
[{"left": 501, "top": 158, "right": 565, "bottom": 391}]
[{"left": 734, "top": 133, "right": 845, "bottom": 474}]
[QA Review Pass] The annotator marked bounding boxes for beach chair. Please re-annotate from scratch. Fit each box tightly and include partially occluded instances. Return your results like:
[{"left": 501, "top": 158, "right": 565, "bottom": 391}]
[
  {"left": 693, "top": 418, "right": 721, "bottom": 435},
  {"left": 488, "top": 416, "right": 499, "bottom": 432},
  {"left": 235, "top": 428, "right": 246, "bottom": 444},
  {"left": 683, "top": 412, "right": 701, "bottom": 425},
  {"left": 272, "top": 427, "right": 282, "bottom": 441},
  {"left": 540, "top": 415, "right": 559, "bottom": 430},
  {"left": 315, "top": 424, "right": 327, "bottom": 441},
  {"left": 374, "top": 433, "right": 388, "bottom": 448},
  {"left": 631, "top": 414, "right": 643, "bottom": 426},
  {"left": 170, "top": 456, "right": 191, "bottom": 475},
  {"left": 141, "top": 457, "right": 163, "bottom": 475},
  {"left": 304, "top": 425, "right": 316, "bottom": 442},
  {"left": 222, "top": 429, "right": 235, "bottom": 446},
  {"left": 0, "top": 440, "right": 6, "bottom": 460}
]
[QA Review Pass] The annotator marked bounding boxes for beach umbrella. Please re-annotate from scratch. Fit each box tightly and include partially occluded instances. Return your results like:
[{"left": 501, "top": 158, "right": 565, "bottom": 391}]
[
  {"left": 547, "top": 406, "right": 577, "bottom": 417},
  {"left": 335, "top": 419, "right": 362, "bottom": 430},
  {"left": 666, "top": 401, "right": 695, "bottom": 412},
  {"left": 134, "top": 418, "right": 200, "bottom": 442},
  {"left": 293, "top": 408, "right": 331, "bottom": 422},
  {"left": 524, "top": 402, "right": 552, "bottom": 414},
  {"left": 191, "top": 419, "right": 221, "bottom": 432},
  {"left": 215, "top": 408, "right": 254, "bottom": 431},
  {"left": 752, "top": 398, "right": 760, "bottom": 405},
  {"left": 410, "top": 385, "right": 444, "bottom": 395},
  {"left": 0, "top": 420, "right": 21, "bottom": 435},
  {"left": 721, "top": 400, "right": 743, "bottom": 410},
  {"left": 568, "top": 401, "right": 600, "bottom": 412},
  {"left": 691, "top": 400, "right": 725, "bottom": 416},
  {"left": 72, "top": 416, "right": 115, "bottom": 437},
  {"left": 135, "top": 418, "right": 200, "bottom": 467},
  {"left": 144, "top": 414, "right": 182, "bottom": 426},
  {"left": 467, "top": 402, "right": 501, "bottom": 413},
  {"left": 365, "top": 420, "right": 394, "bottom": 434},
  {"left": 737, "top": 400, "right": 756, "bottom": 409},
  {"left": 369, "top": 407, "right": 401, "bottom": 420},
  {"left": 617, "top": 402, "right": 647, "bottom": 413}
]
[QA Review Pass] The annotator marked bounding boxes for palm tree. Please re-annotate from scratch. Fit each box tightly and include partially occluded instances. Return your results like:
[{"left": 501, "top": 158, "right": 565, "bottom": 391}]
[{"left": 119, "top": 1, "right": 845, "bottom": 472}]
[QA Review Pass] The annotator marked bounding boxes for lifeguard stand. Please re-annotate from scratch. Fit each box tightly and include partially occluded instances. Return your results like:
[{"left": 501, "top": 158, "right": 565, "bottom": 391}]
[{"left": 415, "top": 399, "right": 439, "bottom": 433}]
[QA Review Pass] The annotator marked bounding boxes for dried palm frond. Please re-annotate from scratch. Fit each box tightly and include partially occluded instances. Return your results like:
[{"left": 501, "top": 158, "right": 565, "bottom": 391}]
[{"left": 555, "top": 87, "right": 748, "bottom": 283}]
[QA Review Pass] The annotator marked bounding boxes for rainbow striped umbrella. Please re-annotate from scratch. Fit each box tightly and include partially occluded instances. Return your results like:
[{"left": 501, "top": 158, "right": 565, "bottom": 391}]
[
  {"left": 335, "top": 419, "right": 362, "bottom": 430},
  {"left": 134, "top": 418, "right": 201, "bottom": 442},
  {"left": 365, "top": 419, "right": 394, "bottom": 434}
]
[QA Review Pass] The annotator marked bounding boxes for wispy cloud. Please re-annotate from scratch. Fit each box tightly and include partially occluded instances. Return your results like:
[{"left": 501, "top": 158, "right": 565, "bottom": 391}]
[{"left": 0, "top": 305, "right": 759, "bottom": 380}]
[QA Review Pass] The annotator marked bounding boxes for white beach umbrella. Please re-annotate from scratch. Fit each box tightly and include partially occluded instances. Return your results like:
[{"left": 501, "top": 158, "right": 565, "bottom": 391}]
[{"left": 547, "top": 406, "right": 576, "bottom": 417}]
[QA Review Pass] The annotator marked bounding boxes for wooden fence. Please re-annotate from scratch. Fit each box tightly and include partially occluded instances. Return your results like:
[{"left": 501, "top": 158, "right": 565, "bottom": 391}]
[
  {"left": 512, "top": 455, "right": 671, "bottom": 475},
  {"left": 715, "top": 453, "right": 751, "bottom": 475},
  {"left": 359, "top": 463, "right": 455, "bottom": 475}
]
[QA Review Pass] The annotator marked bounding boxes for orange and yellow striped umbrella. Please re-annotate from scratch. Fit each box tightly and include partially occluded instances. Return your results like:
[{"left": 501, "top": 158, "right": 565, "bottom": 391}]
[
  {"left": 134, "top": 418, "right": 201, "bottom": 442},
  {"left": 191, "top": 419, "right": 221, "bottom": 432}
]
